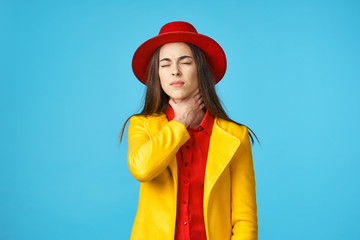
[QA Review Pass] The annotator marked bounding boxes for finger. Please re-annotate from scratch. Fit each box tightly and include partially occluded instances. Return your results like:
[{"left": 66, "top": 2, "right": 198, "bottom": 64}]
[
  {"left": 193, "top": 91, "right": 201, "bottom": 100},
  {"left": 195, "top": 89, "right": 202, "bottom": 98},
  {"left": 199, "top": 103, "right": 205, "bottom": 110},
  {"left": 195, "top": 95, "right": 203, "bottom": 105},
  {"left": 189, "top": 88, "right": 200, "bottom": 98},
  {"left": 190, "top": 93, "right": 202, "bottom": 105}
]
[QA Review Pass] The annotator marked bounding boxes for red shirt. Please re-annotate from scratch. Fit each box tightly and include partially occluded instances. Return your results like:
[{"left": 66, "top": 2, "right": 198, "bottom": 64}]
[{"left": 165, "top": 105, "right": 215, "bottom": 240}]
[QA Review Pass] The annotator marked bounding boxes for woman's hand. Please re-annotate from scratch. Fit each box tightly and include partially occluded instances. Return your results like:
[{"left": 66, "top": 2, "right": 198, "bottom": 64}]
[{"left": 169, "top": 88, "right": 205, "bottom": 128}]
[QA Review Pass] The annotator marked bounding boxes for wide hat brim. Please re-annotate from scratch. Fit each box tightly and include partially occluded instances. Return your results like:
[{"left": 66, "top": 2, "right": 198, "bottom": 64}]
[{"left": 132, "top": 23, "right": 227, "bottom": 85}]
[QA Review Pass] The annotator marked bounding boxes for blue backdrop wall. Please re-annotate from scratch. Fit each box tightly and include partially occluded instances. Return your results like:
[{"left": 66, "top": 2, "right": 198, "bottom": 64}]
[{"left": 1, "top": 0, "right": 359, "bottom": 239}]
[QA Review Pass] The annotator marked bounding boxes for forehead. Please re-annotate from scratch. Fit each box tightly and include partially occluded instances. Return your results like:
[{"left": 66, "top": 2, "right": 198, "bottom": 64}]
[{"left": 159, "top": 42, "right": 193, "bottom": 57}]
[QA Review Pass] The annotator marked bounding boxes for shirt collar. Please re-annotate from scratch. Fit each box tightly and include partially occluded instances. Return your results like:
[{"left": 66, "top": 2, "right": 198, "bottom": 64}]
[{"left": 165, "top": 105, "right": 214, "bottom": 136}]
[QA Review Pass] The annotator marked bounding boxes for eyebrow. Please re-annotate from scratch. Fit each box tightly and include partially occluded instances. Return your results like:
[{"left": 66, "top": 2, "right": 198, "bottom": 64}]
[{"left": 159, "top": 55, "right": 193, "bottom": 62}]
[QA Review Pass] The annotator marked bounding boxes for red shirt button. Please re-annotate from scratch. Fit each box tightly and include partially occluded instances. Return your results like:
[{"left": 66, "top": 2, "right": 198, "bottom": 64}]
[{"left": 184, "top": 180, "right": 188, "bottom": 184}]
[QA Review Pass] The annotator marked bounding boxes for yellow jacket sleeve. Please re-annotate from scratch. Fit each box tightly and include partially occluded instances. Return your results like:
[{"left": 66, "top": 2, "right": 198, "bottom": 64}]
[
  {"left": 230, "top": 127, "right": 258, "bottom": 240},
  {"left": 127, "top": 115, "right": 190, "bottom": 182}
]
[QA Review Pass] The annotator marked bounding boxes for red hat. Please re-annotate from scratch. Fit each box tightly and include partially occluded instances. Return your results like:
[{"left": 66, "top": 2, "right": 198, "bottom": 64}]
[{"left": 132, "top": 21, "right": 227, "bottom": 85}]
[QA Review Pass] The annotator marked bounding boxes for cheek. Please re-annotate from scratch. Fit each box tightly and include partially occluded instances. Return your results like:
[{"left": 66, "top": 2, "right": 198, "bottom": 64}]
[
  {"left": 158, "top": 74, "right": 171, "bottom": 96},
  {"left": 159, "top": 68, "right": 171, "bottom": 80},
  {"left": 158, "top": 72, "right": 167, "bottom": 87},
  {"left": 190, "top": 69, "right": 199, "bottom": 87},
  {"left": 159, "top": 76, "right": 164, "bottom": 88}
]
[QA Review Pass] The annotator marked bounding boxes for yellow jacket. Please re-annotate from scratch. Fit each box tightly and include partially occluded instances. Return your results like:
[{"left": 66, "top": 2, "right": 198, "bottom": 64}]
[{"left": 127, "top": 113, "right": 258, "bottom": 240}]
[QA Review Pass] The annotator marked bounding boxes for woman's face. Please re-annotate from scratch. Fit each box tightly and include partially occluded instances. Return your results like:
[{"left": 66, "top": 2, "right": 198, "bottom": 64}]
[{"left": 158, "top": 42, "right": 198, "bottom": 102}]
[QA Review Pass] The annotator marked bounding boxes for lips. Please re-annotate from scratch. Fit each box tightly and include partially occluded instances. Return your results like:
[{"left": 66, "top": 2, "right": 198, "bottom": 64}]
[{"left": 170, "top": 81, "right": 184, "bottom": 87}]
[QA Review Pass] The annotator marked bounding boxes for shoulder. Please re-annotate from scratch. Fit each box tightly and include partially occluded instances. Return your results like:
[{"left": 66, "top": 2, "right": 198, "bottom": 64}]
[
  {"left": 128, "top": 113, "right": 169, "bottom": 133},
  {"left": 215, "top": 118, "right": 249, "bottom": 142},
  {"left": 129, "top": 113, "right": 166, "bottom": 124}
]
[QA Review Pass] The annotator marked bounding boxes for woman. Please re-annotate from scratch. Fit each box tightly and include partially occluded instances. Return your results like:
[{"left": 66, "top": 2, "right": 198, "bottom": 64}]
[{"left": 120, "top": 21, "right": 258, "bottom": 240}]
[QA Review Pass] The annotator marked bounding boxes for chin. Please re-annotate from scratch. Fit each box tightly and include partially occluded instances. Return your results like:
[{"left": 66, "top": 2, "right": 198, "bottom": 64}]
[
  {"left": 164, "top": 89, "right": 185, "bottom": 99},
  {"left": 169, "top": 92, "right": 191, "bottom": 100}
]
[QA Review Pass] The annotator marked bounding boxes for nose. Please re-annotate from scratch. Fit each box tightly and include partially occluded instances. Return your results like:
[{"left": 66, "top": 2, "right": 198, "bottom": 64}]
[{"left": 171, "top": 64, "right": 181, "bottom": 77}]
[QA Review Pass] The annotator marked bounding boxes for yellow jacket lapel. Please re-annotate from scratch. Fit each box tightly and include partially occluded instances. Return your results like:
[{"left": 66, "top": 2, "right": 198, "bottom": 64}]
[{"left": 204, "top": 118, "right": 241, "bottom": 204}]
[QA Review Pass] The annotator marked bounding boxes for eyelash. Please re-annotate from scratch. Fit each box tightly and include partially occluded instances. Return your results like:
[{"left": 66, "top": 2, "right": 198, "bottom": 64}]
[{"left": 161, "top": 62, "right": 191, "bottom": 67}]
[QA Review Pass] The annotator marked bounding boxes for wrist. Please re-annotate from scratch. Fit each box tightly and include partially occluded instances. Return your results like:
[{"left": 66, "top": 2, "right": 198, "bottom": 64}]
[{"left": 172, "top": 117, "right": 188, "bottom": 127}]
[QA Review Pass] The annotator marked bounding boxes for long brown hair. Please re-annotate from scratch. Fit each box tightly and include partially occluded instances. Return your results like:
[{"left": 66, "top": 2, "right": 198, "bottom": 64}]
[{"left": 119, "top": 43, "right": 259, "bottom": 144}]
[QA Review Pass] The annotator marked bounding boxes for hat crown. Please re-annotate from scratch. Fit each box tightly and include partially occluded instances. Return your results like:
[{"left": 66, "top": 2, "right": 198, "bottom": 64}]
[
  {"left": 159, "top": 21, "right": 198, "bottom": 35},
  {"left": 132, "top": 21, "right": 226, "bottom": 85}
]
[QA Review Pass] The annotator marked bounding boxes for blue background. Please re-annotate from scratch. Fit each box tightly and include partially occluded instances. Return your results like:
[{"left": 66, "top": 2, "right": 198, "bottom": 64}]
[{"left": 2, "top": 0, "right": 359, "bottom": 239}]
